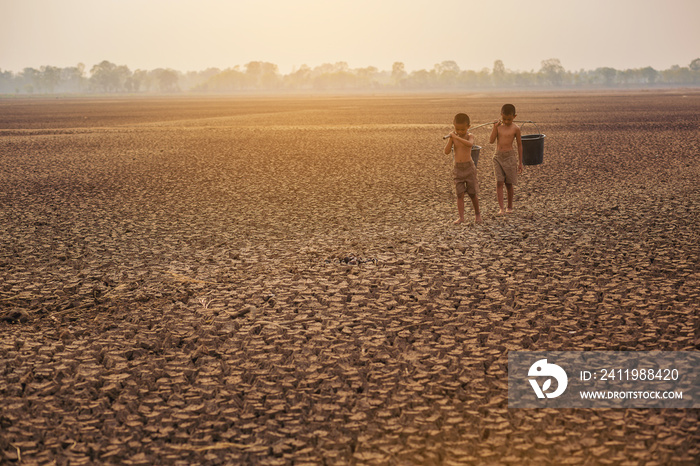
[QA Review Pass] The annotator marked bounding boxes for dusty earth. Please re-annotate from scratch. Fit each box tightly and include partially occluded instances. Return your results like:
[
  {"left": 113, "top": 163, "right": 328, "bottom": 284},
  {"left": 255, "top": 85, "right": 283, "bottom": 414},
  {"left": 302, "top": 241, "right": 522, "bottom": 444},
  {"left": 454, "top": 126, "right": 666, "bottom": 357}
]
[{"left": 0, "top": 91, "right": 698, "bottom": 465}]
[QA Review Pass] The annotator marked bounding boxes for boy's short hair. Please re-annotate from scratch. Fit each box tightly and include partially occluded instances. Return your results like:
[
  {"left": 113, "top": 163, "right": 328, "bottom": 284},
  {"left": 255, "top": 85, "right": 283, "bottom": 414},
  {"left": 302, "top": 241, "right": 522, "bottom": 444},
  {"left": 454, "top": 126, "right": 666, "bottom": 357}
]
[
  {"left": 454, "top": 113, "right": 470, "bottom": 125},
  {"left": 501, "top": 104, "right": 516, "bottom": 116}
]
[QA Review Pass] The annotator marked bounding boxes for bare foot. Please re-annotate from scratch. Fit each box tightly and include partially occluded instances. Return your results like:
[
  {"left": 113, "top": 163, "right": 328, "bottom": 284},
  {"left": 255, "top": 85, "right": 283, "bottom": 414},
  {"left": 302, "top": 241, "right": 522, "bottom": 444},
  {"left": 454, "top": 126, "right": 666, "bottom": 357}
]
[
  {"left": 506, "top": 208, "right": 513, "bottom": 214},
  {"left": 453, "top": 218, "right": 464, "bottom": 224},
  {"left": 475, "top": 215, "right": 483, "bottom": 224},
  {"left": 497, "top": 209, "right": 505, "bottom": 216}
]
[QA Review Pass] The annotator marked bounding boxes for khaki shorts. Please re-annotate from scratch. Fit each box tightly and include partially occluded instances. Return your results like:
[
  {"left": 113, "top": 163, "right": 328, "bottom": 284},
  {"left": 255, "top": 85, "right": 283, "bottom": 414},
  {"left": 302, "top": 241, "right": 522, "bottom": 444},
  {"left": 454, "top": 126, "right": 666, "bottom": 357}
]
[
  {"left": 453, "top": 161, "right": 479, "bottom": 196},
  {"left": 493, "top": 149, "right": 518, "bottom": 184}
]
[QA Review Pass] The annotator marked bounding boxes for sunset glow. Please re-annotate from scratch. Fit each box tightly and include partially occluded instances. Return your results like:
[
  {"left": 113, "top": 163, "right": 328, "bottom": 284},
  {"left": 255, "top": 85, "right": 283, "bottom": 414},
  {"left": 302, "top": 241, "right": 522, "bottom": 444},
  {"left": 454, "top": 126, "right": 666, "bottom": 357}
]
[{"left": 1, "top": 0, "right": 698, "bottom": 73}]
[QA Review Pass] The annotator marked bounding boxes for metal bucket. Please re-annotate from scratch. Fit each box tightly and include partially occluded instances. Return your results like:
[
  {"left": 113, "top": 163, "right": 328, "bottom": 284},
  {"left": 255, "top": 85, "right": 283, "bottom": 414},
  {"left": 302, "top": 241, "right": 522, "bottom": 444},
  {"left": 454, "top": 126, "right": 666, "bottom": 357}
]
[
  {"left": 471, "top": 145, "right": 481, "bottom": 166},
  {"left": 519, "top": 121, "right": 545, "bottom": 165},
  {"left": 522, "top": 134, "right": 545, "bottom": 165}
]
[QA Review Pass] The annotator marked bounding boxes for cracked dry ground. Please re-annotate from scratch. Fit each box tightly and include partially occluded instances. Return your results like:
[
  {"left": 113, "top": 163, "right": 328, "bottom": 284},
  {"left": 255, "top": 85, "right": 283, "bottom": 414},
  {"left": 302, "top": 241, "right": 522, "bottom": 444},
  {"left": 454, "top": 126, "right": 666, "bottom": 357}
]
[{"left": 1, "top": 92, "right": 698, "bottom": 465}]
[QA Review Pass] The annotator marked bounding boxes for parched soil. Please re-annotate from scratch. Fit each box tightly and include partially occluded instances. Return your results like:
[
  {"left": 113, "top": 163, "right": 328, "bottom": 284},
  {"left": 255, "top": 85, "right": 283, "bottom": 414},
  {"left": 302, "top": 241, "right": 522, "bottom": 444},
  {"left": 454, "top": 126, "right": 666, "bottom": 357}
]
[{"left": 1, "top": 91, "right": 699, "bottom": 465}]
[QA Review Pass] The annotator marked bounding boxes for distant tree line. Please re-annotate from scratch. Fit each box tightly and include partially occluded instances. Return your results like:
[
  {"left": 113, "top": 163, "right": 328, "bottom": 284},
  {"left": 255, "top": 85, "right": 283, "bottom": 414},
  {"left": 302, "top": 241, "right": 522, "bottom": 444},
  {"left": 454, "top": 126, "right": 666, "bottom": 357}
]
[{"left": 2, "top": 58, "right": 699, "bottom": 94}]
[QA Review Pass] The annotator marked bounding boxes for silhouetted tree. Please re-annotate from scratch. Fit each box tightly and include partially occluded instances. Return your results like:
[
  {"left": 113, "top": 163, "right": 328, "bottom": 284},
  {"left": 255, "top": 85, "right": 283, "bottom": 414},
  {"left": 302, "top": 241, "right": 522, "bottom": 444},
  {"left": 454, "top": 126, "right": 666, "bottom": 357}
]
[
  {"left": 391, "top": 62, "right": 407, "bottom": 87},
  {"left": 128, "top": 69, "right": 151, "bottom": 92},
  {"left": 21, "top": 67, "right": 40, "bottom": 93},
  {"left": 313, "top": 71, "right": 356, "bottom": 89},
  {"left": 151, "top": 68, "right": 180, "bottom": 92},
  {"left": 0, "top": 69, "right": 15, "bottom": 93},
  {"left": 60, "top": 64, "right": 86, "bottom": 92},
  {"left": 3, "top": 57, "right": 699, "bottom": 94},
  {"left": 309, "top": 63, "right": 355, "bottom": 90},
  {"left": 661, "top": 65, "right": 695, "bottom": 84},
  {"left": 540, "top": 58, "right": 565, "bottom": 86},
  {"left": 356, "top": 66, "right": 379, "bottom": 88},
  {"left": 493, "top": 60, "right": 506, "bottom": 86},
  {"left": 284, "top": 65, "right": 311, "bottom": 90},
  {"left": 640, "top": 66, "right": 658, "bottom": 84},
  {"left": 434, "top": 61, "right": 460, "bottom": 87},
  {"left": 595, "top": 67, "right": 618, "bottom": 86},
  {"left": 245, "top": 61, "right": 280, "bottom": 89},
  {"left": 202, "top": 67, "right": 246, "bottom": 92},
  {"left": 40, "top": 66, "right": 62, "bottom": 93},
  {"left": 619, "top": 68, "right": 634, "bottom": 85},
  {"left": 513, "top": 70, "right": 538, "bottom": 87},
  {"left": 181, "top": 68, "right": 219, "bottom": 91},
  {"left": 90, "top": 60, "right": 131, "bottom": 92},
  {"left": 406, "top": 69, "right": 436, "bottom": 88}
]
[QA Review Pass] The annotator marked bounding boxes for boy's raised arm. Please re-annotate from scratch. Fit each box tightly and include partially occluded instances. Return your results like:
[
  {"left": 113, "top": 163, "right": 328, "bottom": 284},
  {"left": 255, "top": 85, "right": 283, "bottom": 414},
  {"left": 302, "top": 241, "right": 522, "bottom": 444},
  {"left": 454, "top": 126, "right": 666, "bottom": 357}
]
[
  {"left": 450, "top": 132, "right": 474, "bottom": 148},
  {"left": 444, "top": 138, "right": 453, "bottom": 155},
  {"left": 489, "top": 120, "right": 500, "bottom": 144}
]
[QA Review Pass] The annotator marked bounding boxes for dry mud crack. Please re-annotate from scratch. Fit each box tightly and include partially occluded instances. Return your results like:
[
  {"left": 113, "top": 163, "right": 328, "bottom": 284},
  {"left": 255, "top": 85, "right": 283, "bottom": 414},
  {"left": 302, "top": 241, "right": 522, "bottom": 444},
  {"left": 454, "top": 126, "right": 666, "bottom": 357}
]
[{"left": 1, "top": 92, "right": 699, "bottom": 464}]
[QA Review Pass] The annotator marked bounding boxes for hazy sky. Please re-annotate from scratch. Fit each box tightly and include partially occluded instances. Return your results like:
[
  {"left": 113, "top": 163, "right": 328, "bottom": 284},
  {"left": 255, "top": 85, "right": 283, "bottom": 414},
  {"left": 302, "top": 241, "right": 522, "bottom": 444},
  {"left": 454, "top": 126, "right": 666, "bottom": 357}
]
[{"left": 1, "top": 0, "right": 698, "bottom": 74}]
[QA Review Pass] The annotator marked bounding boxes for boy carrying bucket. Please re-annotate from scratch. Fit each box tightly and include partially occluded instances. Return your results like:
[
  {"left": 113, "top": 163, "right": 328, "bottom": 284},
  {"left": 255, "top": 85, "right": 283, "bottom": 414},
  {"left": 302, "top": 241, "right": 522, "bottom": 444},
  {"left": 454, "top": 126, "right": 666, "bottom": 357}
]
[
  {"left": 444, "top": 113, "right": 482, "bottom": 225},
  {"left": 489, "top": 104, "right": 523, "bottom": 214}
]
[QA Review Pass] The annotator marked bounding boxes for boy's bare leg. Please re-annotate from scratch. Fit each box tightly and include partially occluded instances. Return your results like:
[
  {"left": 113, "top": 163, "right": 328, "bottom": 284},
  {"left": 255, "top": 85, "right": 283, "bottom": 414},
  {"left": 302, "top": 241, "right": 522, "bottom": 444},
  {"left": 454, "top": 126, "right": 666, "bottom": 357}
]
[
  {"left": 496, "top": 181, "right": 505, "bottom": 215},
  {"left": 454, "top": 193, "right": 465, "bottom": 224},
  {"left": 506, "top": 183, "right": 514, "bottom": 213},
  {"left": 468, "top": 193, "right": 482, "bottom": 224}
]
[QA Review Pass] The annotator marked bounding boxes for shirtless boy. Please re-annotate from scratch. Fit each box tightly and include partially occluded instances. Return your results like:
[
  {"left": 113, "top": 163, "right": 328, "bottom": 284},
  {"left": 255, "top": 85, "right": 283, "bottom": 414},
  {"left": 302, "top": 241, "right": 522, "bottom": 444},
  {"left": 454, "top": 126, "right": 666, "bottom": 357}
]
[
  {"left": 489, "top": 104, "right": 523, "bottom": 214},
  {"left": 444, "top": 113, "right": 482, "bottom": 224}
]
